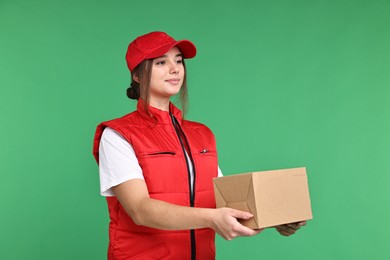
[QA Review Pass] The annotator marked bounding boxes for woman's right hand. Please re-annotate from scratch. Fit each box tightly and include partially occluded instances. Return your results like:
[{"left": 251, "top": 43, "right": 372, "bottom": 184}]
[
  {"left": 112, "top": 179, "right": 263, "bottom": 239},
  {"left": 211, "top": 207, "right": 263, "bottom": 240}
]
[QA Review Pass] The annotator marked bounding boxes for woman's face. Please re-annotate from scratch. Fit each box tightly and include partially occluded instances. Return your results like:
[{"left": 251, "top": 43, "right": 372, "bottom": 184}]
[{"left": 148, "top": 46, "right": 185, "bottom": 102}]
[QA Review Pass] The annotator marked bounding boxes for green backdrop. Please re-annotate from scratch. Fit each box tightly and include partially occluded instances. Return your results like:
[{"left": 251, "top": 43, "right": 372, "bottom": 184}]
[{"left": 1, "top": 0, "right": 389, "bottom": 259}]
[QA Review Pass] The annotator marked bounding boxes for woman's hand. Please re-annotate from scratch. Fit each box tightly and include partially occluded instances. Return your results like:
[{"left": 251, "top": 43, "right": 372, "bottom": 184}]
[
  {"left": 113, "top": 180, "right": 263, "bottom": 240},
  {"left": 274, "top": 221, "right": 307, "bottom": 236},
  {"left": 211, "top": 207, "right": 263, "bottom": 240}
]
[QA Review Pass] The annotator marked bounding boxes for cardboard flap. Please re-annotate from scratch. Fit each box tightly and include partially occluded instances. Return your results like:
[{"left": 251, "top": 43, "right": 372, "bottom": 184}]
[
  {"left": 214, "top": 175, "right": 259, "bottom": 228},
  {"left": 226, "top": 201, "right": 249, "bottom": 211},
  {"left": 213, "top": 174, "right": 253, "bottom": 202},
  {"left": 213, "top": 181, "right": 227, "bottom": 207}
]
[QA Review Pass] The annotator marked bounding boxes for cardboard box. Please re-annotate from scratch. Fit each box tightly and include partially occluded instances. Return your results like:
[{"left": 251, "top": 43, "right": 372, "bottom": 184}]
[{"left": 213, "top": 167, "right": 312, "bottom": 229}]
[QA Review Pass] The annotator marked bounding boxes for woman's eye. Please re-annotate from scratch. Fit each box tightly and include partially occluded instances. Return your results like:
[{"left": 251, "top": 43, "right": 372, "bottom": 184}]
[
  {"left": 176, "top": 59, "right": 183, "bottom": 64},
  {"left": 156, "top": 60, "right": 165, "bottom": 65}
]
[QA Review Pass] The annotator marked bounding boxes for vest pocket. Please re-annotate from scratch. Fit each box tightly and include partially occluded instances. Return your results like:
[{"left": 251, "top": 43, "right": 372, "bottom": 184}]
[
  {"left": 142, "top": 151, "right": 176, "bottom": 157},
  {"left": 129, "top": 243, "right": 170, "bottom": 259}
]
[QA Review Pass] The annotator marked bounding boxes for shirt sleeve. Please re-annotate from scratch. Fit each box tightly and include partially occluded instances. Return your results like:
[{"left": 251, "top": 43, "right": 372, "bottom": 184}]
[
  {"left": 218, "top": 166, "right": 223, "bottom": 177},
  {"left": 98, "top": 127, "right": 144, "bottom": 196}
]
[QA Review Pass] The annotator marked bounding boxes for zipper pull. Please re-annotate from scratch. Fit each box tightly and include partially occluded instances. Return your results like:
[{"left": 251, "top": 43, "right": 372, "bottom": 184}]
[{"left": 200, "top": 149, "right": 208, "bottom": 154}]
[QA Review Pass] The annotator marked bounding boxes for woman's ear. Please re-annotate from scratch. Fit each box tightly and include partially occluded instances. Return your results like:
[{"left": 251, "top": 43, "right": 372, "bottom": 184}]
[{"left": 132, "top": 74, "right": 140, "bottom": 83}]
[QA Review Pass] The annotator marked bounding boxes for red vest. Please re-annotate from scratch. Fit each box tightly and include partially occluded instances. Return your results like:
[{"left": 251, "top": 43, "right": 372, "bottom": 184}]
[{"left": 93, "top": 100, "right": 218, "bottom": 260}]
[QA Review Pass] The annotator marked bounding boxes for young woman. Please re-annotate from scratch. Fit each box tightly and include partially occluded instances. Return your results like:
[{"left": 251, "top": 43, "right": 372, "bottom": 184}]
[{"left": 93, "top": 31, "right": 305, "bottom": 260}]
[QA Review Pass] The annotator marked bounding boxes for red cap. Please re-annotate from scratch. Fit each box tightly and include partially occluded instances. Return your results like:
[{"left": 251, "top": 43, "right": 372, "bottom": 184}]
[{"left": 125, "top": 31, "right": 197, "bottom": 72}]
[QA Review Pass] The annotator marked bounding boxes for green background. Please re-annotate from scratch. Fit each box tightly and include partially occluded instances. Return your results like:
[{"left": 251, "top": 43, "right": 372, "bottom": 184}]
[{"left": 1, "top": 0, "right": 389, "bottom": 259}]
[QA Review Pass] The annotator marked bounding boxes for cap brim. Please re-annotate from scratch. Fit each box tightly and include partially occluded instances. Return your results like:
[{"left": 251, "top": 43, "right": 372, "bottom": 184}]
[
  {"left": 145, "top": 40, "right": 197, "bottom": 60},
  {"left": 175, "top": 40, "right": 197, "bottom": 59}
]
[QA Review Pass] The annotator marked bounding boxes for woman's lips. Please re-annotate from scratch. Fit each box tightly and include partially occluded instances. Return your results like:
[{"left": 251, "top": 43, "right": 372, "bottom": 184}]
[{"left": 165, "top": 79, "right": 181, "bottom": 85}]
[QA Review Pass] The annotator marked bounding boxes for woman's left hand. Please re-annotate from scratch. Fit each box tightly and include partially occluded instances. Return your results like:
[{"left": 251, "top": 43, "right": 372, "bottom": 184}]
[{"left": 274, "top": 221, "right": 307, "bottom": 236}]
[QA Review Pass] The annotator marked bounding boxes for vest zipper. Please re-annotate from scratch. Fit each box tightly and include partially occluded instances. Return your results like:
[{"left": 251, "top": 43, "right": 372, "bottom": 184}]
[{"left": 170, "top": 114, "right": 196, "bottom": 260}]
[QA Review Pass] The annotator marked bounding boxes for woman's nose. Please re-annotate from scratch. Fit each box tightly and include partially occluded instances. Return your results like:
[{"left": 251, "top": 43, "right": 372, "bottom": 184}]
[{"left": 169, "top": 62, "right": 179, "bottom": 74}]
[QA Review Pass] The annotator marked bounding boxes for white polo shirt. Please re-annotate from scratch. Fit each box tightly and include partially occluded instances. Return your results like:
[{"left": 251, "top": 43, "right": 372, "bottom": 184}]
[{"left": 99, "top": 127, "right": 223, "bottom": 196}]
